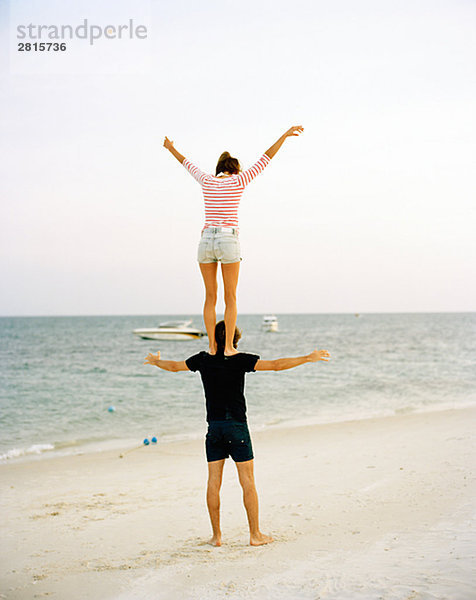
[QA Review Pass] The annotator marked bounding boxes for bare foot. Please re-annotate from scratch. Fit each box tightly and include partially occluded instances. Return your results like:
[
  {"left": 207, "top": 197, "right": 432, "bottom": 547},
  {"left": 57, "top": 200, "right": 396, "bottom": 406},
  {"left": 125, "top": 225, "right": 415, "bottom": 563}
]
[
  {"left": 208, "top": 535, "right": 222, "bottom": 547},
  {"left": 224, "top": 347, "right": 239, "bottom": 357},
  {"left": 208, "top": 347, "right": 217, "bottom": 355},
  {"left": 250, "top": 532, "right": 274, "bottom": 546}
]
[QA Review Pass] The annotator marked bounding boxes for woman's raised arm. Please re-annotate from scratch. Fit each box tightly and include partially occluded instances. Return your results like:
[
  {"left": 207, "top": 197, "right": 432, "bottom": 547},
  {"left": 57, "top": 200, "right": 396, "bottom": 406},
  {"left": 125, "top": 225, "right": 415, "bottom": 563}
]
[
  {"left": 164, "top": 136, "right": 208, "bottom": 184},
  {"left": 163, "top": 136, "right": 185, "bottom": 164},
  {"left": 265, "top": 125, "right": 304, "bottom": 159}
]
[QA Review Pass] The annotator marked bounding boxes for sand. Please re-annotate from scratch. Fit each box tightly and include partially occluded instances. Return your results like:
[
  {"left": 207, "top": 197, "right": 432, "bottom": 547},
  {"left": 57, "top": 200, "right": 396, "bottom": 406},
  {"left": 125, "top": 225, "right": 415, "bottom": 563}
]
[{"left": 1, "top": 407, "right": 475, "bottom": 600}]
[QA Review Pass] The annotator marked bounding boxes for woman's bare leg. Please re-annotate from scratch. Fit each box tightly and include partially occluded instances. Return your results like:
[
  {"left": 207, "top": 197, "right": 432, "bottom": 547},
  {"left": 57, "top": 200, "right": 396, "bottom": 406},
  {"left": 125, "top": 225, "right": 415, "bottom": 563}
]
[
  {"left": 221, "top": 261, "right": 240, "bottom": 356},
  {"left": 199, "top": 262, "right": 218, "bottom": 354}
]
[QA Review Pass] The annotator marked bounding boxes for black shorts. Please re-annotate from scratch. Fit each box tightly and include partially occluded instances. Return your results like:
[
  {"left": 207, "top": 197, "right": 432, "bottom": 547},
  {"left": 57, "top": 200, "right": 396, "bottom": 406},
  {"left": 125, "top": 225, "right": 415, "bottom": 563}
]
[{"left": 205, "top": 420, "right": 254, "bottom": 463}]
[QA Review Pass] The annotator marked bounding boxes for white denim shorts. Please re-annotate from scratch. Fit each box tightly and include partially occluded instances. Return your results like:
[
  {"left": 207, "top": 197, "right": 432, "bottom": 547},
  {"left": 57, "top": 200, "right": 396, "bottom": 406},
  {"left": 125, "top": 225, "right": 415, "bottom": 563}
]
[{"left": 197, "top": 227, "right": 242, "bottom": 264}]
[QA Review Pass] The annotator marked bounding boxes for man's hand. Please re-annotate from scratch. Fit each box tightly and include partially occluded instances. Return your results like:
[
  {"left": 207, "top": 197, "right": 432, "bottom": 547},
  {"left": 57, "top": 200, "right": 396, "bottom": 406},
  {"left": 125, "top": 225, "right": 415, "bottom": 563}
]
[
  {"left": 144, "top": 351, "right": 160, "bottom": 366},
  {"left": 143, "top": 352, "right": 189, "bottom": 372},
  {"left": 284, "top": 125, "right": 304, "bottom": 137},
  {"left": 308, "top": 349, "right": 330, "bottom": 362},
  {"left": 163, "top": 136, "right": 174, "bottom": 151}
]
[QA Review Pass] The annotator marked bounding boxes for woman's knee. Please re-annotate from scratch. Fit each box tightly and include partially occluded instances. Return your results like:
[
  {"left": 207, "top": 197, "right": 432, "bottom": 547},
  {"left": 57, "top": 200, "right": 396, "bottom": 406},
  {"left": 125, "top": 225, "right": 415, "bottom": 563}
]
[
  {"left": 204, "top": 289, "right": 217, "bottom": 304},
  {"left": 224, "top": 290, "right": 237, "bottom": 305}
]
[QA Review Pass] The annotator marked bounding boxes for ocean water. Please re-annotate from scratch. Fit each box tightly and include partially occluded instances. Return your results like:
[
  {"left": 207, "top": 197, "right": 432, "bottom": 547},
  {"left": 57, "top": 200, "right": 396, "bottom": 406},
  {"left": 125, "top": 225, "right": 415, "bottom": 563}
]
[{"left": 0, "top": 313, "right": 475, "bottom": 462}]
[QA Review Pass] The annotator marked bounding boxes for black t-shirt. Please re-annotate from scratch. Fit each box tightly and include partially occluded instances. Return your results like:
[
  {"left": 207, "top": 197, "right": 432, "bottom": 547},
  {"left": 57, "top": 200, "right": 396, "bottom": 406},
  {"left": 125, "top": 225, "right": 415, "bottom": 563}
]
[{"left": 185, "top": 351, "right": 260, "bottom": 422}]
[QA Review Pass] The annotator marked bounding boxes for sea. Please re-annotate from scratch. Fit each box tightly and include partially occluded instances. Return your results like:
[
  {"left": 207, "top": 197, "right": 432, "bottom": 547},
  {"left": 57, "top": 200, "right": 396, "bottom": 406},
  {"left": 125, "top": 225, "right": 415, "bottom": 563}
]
[{"left": 1, "top": 313, "right": 475, "bottom": 464}]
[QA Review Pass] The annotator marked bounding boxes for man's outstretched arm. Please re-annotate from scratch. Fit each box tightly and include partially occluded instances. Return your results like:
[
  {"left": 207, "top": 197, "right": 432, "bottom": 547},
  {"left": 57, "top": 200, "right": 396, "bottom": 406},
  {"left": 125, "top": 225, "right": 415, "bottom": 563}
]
[
  {"left": 144, "top": 351, "right": 189, "bottom": 372},
  {"left": 255, "top": 349, "right": 330, "bottom": 371}
]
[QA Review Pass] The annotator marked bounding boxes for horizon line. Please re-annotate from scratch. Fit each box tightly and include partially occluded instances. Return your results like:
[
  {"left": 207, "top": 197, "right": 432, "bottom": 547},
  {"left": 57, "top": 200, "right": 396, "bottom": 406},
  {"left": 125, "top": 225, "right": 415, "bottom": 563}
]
[{"left": 0, "top": 310, "right": 475, "bottom": 319}]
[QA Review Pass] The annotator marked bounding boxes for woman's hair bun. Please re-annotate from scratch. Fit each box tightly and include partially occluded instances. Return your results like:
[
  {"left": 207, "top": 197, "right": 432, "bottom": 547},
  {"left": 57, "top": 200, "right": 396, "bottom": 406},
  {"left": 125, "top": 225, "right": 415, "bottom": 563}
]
[{"left": 215, "top": 151, "right": 241, "bottom": 176}]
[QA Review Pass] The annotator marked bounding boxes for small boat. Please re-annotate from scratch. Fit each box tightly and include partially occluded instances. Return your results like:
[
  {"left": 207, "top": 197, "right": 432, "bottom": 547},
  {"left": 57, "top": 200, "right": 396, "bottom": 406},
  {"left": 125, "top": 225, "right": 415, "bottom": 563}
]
[
  {"left": 262, "top": 315, "right": 279, "bottom": 332},
  {"left": 133, "top": 320, "right": 206, "bottom": 341}
]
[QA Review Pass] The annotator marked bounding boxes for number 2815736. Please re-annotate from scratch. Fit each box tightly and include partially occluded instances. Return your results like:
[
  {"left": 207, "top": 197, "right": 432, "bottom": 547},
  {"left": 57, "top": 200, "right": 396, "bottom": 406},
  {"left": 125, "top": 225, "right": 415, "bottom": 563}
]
[{"left": 18, "top": 42, "right": 67, "bottom": 51}]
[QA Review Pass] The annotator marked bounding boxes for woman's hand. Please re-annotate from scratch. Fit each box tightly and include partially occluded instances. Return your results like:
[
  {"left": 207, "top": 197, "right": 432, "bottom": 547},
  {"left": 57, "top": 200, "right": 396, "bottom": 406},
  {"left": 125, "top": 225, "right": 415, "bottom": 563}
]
[
  {"left": 265, "top": 125, "right": 304, "bottom": 158},
  {"left": 163, "top": 137, "right": 186, "bottom": 164},
  {"left": 308, "top": 349, "right": 330, "bottom": 362},
  {"left": 163, "top": 136, "right": 174, "bottom": 151},
  {"left": 284, "top": 125, "right": 304, "bottom": 137},
  {"left": 144, "top": 351, "right": 160, "bottom": 366}
]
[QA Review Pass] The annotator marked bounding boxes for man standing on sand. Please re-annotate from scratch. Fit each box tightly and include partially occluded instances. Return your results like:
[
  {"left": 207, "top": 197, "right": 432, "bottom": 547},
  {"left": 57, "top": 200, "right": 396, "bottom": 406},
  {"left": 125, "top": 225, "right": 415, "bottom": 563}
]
[{"left": 144, "top": 320, "right": 330, "bottom": 547}]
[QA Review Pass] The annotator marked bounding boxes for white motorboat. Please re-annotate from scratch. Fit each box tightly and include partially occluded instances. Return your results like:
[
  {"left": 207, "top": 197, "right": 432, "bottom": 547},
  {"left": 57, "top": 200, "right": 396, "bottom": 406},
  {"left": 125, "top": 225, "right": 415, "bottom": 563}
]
[
  {"left": 262, "top": 315, "right": 279, "bottom": 332},
  {"left": 133, "top": 320, "right": 206, "bottom": 341}
]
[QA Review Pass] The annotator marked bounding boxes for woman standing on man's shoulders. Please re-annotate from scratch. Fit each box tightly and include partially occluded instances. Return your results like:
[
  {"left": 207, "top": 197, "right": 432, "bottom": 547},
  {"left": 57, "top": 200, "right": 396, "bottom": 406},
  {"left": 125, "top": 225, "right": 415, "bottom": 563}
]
[{"left": 163, "top": 125, "right": 303, "bottom": 356}]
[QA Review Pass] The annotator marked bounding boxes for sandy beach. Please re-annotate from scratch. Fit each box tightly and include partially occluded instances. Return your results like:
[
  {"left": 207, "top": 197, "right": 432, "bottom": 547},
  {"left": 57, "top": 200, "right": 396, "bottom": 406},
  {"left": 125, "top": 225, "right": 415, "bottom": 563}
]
[{"left": 1, "top": 406, "right": 475, "bottom": 600}]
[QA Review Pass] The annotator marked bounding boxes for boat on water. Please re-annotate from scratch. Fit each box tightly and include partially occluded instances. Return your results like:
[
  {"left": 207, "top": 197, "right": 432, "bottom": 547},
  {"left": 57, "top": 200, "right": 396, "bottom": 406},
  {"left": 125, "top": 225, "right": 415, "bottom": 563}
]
[
  {"left": 133, "top": 320, "right": 206, "bottom": 341},
  {"left": 262, "top": 315, "right": 279, "bottom": 332}
]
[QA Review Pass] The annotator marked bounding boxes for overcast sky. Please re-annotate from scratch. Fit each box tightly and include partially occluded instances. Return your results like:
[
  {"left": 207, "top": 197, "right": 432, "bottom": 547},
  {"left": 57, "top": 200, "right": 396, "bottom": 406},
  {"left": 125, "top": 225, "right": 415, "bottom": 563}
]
[{"left": 1, "top": 0, "right": 475, "bottom": 315}]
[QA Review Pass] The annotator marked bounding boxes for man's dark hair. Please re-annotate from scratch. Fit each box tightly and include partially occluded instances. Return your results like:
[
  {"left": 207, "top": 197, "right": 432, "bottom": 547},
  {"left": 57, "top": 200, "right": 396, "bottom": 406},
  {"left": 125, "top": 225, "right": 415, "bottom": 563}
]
[{"left": 214, "top": 320, "right": 241, "bottom": 353}]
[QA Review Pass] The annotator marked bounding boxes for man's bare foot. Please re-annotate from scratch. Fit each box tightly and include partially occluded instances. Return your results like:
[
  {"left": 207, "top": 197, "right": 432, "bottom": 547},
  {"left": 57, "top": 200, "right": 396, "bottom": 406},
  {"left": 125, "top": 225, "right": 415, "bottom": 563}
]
[
  {"left": 208, "top": 535, "right": 222, "bottom": 547},
  {"left": 224, "top": 347, "right": 239, "bottom": 357},
  {"left": 250, "top": 532, "right": 274, "bottom": 546}
]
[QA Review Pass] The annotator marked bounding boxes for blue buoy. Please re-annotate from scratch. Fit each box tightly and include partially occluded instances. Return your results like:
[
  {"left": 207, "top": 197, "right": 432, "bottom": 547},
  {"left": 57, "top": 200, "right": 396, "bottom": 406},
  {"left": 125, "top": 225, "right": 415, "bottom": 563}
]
[
  {"left": 151, "top": 437, "right": 158, "bottom": 444},
  {"left": 143, "top": 438, "right": 150, "bottom": 446},
  {"left": 108, "top": 406, "right": 116, "bottom": 413}
]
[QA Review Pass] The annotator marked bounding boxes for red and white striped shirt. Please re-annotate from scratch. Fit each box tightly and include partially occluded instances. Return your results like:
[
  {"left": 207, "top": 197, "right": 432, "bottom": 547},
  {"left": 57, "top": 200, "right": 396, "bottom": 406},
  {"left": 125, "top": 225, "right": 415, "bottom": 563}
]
[{"left": 183, "top": 153, "right": 271, "bottom": 230}]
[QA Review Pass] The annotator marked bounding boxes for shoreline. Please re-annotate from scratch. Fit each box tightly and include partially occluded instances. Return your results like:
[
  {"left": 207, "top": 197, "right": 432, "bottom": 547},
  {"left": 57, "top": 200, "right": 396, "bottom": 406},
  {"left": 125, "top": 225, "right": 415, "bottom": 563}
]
[
  {"left": 1, "top": 406, "right": 475, "bottom": 599},
  {"left": 2, "top": 400, "right": 475, "bottom": 467}
]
